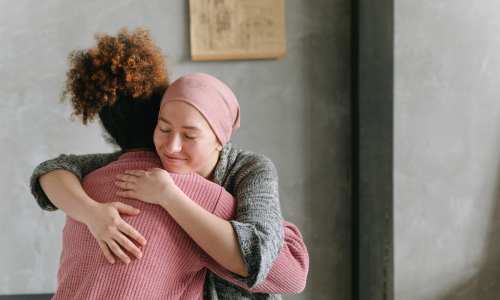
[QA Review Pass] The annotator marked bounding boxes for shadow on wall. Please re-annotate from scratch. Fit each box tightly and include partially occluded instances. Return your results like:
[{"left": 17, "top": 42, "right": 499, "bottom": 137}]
[
  {"left": 439, "top": 167, "right": 500, "bottom": 300},
  {"left": 299, "top": 1, "right": 351, "bottom": 300}
]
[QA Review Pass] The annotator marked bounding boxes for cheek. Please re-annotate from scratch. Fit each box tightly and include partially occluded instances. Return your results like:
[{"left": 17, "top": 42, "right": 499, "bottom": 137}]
[
  {"left": 195, "top": 141, "right": 216, "bottom": 160},
  {"left": 153, "top": 128, "right": 171, "bottom": 154},
  {"left": 184, "top": 142, "right": 208, "bottom": 163},
  {"left": 153, "top": 129, "right": 162, "bottom": 149}
]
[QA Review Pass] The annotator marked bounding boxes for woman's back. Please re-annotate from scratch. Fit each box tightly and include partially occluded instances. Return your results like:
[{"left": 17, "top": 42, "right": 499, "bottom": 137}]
[{"left": 55, "top": 151, "right": 235, "bottom": 300}]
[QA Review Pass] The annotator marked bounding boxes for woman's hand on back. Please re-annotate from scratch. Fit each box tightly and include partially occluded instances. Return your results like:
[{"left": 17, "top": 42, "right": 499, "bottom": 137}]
[
  {"left": 82, "top": 201, "right": 147, "bottom": 264},
  {"left": 38, "top": 169, "right": 147, "bottom": 265},
  {"left": 115, "top": 168, "right": 178, "bottom": 206}
]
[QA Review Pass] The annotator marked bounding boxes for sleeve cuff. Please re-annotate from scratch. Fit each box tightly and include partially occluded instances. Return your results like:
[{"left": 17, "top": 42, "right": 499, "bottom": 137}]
[
  {"left": 29, "top": 155, "right": 84, "bottom": 211},
  {"left": 228, "top": 220, "right": 284, "bottom": 288}
]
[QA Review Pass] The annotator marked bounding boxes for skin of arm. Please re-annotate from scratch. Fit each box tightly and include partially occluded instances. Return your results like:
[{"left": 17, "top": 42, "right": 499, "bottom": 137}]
[
  {"left": 39, "top": 170, "right": 147, "bottom": 264},
  {"left": 161, "top": 186, "right": 249, "bottom": 277},
  {"left": 115, "top": 168, "right": 249, "bottom": 277},
  {"left": 31, "top": 152, "right": 121, "bottom": 211}
]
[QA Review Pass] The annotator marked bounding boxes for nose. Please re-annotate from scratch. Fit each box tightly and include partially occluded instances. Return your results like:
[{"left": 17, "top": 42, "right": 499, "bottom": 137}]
[{"left": 165, "top": 133, "right": 182, "bottom": 154}]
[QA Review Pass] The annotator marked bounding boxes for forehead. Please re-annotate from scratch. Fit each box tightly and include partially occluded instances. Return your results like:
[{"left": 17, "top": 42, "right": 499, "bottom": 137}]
[{"left": 159, "top": 101, "right": 212, "bottom": 130}]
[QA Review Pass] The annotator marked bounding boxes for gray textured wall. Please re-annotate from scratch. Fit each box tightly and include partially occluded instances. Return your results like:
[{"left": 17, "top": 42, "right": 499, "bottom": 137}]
[
  {"left": 0, "top": 1, "right": 351, "bottom": 299},
  {"left": 395, "top": 1, "right": 500, "bottom": 299}
]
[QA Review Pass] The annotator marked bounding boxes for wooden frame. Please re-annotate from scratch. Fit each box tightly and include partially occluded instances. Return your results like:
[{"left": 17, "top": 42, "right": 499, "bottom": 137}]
[{"left": 189, "top": 0, "right": 287, "bottom": 61}]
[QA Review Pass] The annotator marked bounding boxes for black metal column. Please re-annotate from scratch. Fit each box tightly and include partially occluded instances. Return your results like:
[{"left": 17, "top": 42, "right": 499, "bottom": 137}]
[{"left": 351, "top": 0, "right": 394, "bottom": 300}]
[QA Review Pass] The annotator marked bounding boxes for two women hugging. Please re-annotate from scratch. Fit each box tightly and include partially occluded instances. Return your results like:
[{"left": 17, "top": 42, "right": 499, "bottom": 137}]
[{"left": 30, "top": 28, "right": 308, "bottom": 300}]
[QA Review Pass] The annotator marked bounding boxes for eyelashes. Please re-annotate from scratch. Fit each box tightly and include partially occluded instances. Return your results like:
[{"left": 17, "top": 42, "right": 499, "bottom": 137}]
[{"left": 159, "top": 129, "right": 195, "bottom": 140}]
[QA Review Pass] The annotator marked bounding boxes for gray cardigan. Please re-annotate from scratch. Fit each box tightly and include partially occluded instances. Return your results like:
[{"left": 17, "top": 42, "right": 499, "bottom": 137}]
[{"left": 30, "top": 141, "right": 284, "bottom": 300}]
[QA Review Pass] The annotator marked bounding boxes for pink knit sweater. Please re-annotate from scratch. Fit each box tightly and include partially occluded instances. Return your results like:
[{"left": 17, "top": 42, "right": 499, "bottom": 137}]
[{"left": 54, "top": 152, "right": 308, "bottom": 299}]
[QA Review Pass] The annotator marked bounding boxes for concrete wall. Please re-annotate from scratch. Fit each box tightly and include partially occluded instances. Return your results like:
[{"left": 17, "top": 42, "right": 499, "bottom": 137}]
[
  {"left": 0, "top": 1, "right": 351, "bottom": 299},
  {"left": 395, "top": 1, "right": 500, "bottom": 299}
]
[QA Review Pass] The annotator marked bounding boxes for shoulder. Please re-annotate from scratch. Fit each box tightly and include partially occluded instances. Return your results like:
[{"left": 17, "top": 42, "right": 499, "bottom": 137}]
[
  {"left": 217, "top": 142, "right": 278, "bottom": 192},
  {"left": 84, "top": 153, "right": 160, "bottom": 182},
  {"left": 236, "top": 151, "right": 276, "bottom": 174},
  {"left": 226, "top": 142, "right": 276, "bottom": 172}
]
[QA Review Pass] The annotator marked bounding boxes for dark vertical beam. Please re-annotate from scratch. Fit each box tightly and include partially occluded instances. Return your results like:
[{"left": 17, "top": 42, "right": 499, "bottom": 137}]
[{"left": 351, "top": 0, "right": 394, "bottom": 300}]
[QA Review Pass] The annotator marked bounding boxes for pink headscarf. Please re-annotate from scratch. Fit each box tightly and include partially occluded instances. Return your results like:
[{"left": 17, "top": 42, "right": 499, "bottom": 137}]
[{"left": 159, "top": 73, "right": 240, "bottom": 146}]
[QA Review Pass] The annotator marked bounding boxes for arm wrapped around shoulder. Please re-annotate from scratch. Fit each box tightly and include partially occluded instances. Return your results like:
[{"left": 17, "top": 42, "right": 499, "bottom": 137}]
[{"left": 30, "top": 152, "right": 121, "bottom": 211}]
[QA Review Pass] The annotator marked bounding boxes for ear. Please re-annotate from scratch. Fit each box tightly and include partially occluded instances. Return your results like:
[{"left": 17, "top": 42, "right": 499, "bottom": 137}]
[{"left": 216, "top": 139, "right": 223, "bottom": 151}]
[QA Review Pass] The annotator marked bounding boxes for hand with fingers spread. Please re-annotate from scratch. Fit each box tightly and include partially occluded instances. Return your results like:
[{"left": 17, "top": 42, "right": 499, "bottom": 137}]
[
  {"left": 82, "top": 201, "right": 147, "bottom": 264},
  {"left": 38, "top": 169, "right": 147, "bottom": 265},
  {"left": 115, "top": 168, "right": 180, "bottom": 206}
]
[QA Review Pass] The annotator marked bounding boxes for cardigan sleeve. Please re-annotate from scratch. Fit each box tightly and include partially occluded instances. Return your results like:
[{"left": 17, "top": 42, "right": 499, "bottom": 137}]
[
  {"left": 226, "top": 154, "right": 285, "bottom": 289},
  {"left": 29, "top": 152, "right": 121, "bottom": 211},
  {"left": 249, "top": 220, "right": 309, "bottom": 293},
  {"left": 200, "top": 220, "right": 309, "bottom": 294}
]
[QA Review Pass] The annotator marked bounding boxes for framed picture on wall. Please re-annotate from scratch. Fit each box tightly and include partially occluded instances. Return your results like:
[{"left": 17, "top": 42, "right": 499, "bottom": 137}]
[{"left": 189, "top": 0, "right": 287, "bottom": 61}]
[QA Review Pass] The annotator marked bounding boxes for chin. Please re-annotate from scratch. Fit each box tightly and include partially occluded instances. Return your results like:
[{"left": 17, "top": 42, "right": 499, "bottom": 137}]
[{"left": 162, "top": 162, "right": 191, "bottom": 175}]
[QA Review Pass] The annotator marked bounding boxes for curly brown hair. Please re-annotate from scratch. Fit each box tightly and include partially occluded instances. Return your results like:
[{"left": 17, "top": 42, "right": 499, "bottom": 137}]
[{"left": 61, "top": 27, "right": 169, "bottom": 125}]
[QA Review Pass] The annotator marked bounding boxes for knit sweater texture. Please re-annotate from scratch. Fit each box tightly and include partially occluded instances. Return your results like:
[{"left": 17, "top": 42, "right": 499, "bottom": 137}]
[
  {"left": 30, "top": 142, "right": 309, "bottom": 299},
  {"left": 56, "top": 151, "right": 235, "bottom": 299}
]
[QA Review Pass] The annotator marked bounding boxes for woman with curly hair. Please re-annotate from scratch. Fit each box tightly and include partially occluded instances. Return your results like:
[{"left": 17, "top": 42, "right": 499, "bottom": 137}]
[{"left": 31, "top": 28, "right": 308, "bottom": 299}]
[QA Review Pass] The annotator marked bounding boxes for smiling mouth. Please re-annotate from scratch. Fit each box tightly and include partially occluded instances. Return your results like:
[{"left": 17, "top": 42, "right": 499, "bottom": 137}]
[{"left": 163, "top": 153, "right": 186, "bottom": 163}]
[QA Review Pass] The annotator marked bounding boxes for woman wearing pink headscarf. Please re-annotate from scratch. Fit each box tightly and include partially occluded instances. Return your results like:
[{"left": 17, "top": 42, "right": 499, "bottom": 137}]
[{"left": 32, "top": 71, "right": 308, "bottom": 299}]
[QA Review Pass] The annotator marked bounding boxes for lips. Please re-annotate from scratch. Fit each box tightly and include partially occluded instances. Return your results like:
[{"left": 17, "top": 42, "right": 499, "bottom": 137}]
[{"left": 163, "top": 153, "right": 187, "bottom": 163}]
